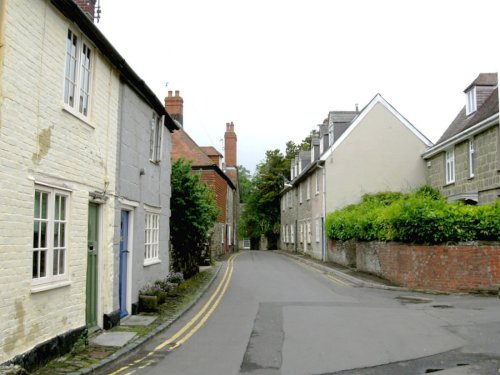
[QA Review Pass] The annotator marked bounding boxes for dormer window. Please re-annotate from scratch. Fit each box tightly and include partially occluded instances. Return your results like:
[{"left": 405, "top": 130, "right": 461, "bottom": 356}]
[{"left": 465, "top": 87, "right": 477, "bottom": 115}]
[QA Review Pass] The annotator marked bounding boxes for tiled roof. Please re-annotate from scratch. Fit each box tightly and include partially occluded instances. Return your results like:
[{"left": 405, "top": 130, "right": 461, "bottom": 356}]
[
  {"left": 200, "top": 146, "right": 222, "bottom": 157},
  {"left": 464, "top": 72, "right": 498, "bottom": 92},
  {"left": 172, "top": 129, "right": 215, "bottom": 166},
  {"left": 436, "top": 87, "right": 498, "bottom": 144}
]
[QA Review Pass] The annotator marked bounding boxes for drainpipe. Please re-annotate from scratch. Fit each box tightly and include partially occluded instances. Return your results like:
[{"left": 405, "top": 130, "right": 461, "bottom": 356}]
[{"left": 317, "top": 163, "right": 327, "bottom": 262}]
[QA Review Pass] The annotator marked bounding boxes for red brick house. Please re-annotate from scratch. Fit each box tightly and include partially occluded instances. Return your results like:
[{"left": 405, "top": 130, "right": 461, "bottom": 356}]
[{"left": 166, "top": 91, "right": 239, "bottom": 256}]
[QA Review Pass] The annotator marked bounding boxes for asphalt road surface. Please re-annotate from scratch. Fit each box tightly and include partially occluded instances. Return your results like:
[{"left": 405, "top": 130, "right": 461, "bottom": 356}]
[{"left": 101, "top": 250, "right": 500, "bottom": 375}]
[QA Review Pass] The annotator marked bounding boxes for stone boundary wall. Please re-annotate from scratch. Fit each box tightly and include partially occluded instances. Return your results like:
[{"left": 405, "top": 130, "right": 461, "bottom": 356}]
[{"left": 327, "top": 240, "right": 500, "bottom": 293}]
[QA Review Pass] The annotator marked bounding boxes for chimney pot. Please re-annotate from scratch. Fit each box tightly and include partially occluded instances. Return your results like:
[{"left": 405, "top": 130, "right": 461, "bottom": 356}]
[
  {"left": 168, "top": 90, "right": 173, "bottom": 97},
  {"left": 175, "top": 90, "right": 179, "bottom": 96}
]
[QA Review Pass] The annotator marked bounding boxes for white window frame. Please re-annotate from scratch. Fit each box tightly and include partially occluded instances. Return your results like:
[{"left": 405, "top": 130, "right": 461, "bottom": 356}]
[
  {"left": 150, "top": 114, "right": 164, "bottom": 163},
  {"left": 32, "top": 185, "right": 70, "bottom": 287},
  {"left": 468, "top": 138, "right": 475, "bottom": 178},
  {"left": 445, "top": 148, "right": 455, "bottom": 184},
  {"left": 281, "top": 225, "right": 285, "bottom": 242},
  {"left": 290, "top": 225, "right": 295, "bottom": 244},
  {"left": 144, "top": 210, "right": 160, "bottom": 265},
  {"left": 306, "top": 177, "right": 311, "bottom": 200},
  {"left": 315, "top": 218, "right": 321, "bottom": 243},
  {"left": 63, "top": 28, "right": 93, "bottom": 119},
  {"left": 315, "top": 171, "right": 320, "bottom": 195},
  {"left": 299, "top": 222, "right": 304, "bottom": 243},
  {"left": 307, "top": 221, "right": 312, "bottom": 244},
  {"left": 465, "top": 87, "right": 477, "bottom": 115},
  {"left": 328, "top": 124, "right": 334, "bottom": 146},
  {"left": 228, "top": 225, "right": 232, "bottom": 246}
]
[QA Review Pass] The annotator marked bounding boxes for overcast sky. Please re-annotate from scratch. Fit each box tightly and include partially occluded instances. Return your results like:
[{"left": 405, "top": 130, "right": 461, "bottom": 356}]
[{"left": 97, "top": 0, "right": 499, "bottom": 174}]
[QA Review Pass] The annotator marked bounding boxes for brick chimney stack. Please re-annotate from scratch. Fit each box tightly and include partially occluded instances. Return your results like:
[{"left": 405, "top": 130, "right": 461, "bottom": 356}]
[
  {"left": 73, "top": 0, "right": 97, "bottom": 22},
  {"left": 165, "top": 90, "right": 184, "bottom": 126},
  {"left": 224, "top": 122, "right": 238, "bottom": 185}
]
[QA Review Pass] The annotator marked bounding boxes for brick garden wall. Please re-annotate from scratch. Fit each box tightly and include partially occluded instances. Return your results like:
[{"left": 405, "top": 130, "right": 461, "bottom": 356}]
[{"left": 328, "top": 240, "right": 500, "bottom": 293}]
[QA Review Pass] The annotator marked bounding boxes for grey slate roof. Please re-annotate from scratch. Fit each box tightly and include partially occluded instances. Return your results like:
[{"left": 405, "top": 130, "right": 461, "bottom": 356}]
[
  {"left": 436, "top": 87, "right": 498, "bottom": 144},
  {"left": 464, "top": 73, "right": 498, "bottom": 92},
  {"left": 328, "top": 111, "right": 359, "bottom": 125}
]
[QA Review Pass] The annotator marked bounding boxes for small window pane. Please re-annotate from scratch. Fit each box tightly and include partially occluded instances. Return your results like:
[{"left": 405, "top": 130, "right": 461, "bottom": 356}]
[
  {"left": 60, "top": 223, "right": 65, "bottom": 247},
  {"left": 33, "top": 251, "right": 39, "bottom": 278},
  {"left": 40, "top": 250, "right": 46, "bottom": 277},
  {"left": 41, "top": 192, "right": 48, "bottom": 219},
  {"left": 40, "top": 222, "right": 47, "bottom": 248},
  {"left": 35, "top": 191, "right": 41, "bottom": 218},
  {"left": 59, "top": 250, "right": 65, "bottom": 274},
  {"left": 53, "top": 250, "right": 59, "bottom": 275}
]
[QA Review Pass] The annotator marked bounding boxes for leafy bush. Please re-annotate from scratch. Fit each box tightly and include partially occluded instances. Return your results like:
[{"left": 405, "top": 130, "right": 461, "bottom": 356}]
[{"left": 325, "top": 186, "right": 499, "bottom": 244}]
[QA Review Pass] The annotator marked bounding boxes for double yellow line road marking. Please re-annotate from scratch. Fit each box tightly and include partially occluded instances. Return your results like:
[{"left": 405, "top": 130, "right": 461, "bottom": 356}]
[
  {"left": 111, "top": 252, "right": 240, "bottom": 375},
  {"left": 289, "top": 257, "right": 351, "bottom": 286}
]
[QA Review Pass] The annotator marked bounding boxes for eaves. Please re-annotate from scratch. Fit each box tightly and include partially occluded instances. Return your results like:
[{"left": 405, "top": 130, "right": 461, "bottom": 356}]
[
  {"left": 422, "top": 113, "right": 499, "bottom": 159},
  {"left": 191, "top": 165, "right": 236, "bottom": 190}
]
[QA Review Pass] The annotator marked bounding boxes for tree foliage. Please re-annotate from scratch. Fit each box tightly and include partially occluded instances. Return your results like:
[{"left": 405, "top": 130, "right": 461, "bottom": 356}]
[
  {"left": 237, "top": 165, "right": 253, "bottom": 204},
  {"left": 238, "top": 130, "right": 318, "bottom": 248},
  {"left": 170, "top": 158, "right": 220, "bottom": 278},
  {"left": 239, "top": 150, "right": 288, "bottom": 248}
]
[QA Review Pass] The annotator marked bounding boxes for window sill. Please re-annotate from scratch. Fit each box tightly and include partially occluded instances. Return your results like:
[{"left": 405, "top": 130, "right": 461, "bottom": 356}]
[
  {"left": 62, "top": 106, "right": 94, "bottom": 128},
  {"left": 144, "top": 259, "right": 161, "bottom": 267},
  {"left": 31, "top": 280, "right": 71, "bottom": 294},
  {"left": 443, "top": 182, "right": 455, "bottom": 187}
]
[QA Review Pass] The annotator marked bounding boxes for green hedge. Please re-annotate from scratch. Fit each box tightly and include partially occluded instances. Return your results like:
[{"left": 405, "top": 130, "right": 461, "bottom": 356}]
[{"left": 325, "top": 186, "right": 500, "bottom": 244}]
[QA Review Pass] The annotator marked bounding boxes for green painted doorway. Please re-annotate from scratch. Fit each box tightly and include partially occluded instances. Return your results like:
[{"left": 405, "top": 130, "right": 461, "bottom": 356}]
[{"left": 86, "top": 202, "right": 99, "bottom": 328}]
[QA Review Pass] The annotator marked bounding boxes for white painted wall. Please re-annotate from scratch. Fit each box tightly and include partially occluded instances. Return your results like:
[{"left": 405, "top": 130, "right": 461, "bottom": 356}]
[
  {"left": 0, "top": 0, "right": 120, "bottom": 363},
  {"left": 325, "top": 101, "right": 429, "bottom": 213}
]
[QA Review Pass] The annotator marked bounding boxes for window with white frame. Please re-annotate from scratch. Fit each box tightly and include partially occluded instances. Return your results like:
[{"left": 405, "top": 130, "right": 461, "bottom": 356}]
[
  {"left": 307, "top": 221, "right": 312, "bottom": 244},
  {"left": 315, "top": 171, "right": 320, "bottom": 195},
  {"left": 64, "top": 29, "right": 92, "bottom": 117},
  {"left": 33, "top": 186, "right": 69, "bottom": 283},
  {"left": 282, "top": 225, "right": 285, "bottom": 242},
  {"left": 285, "top": 225, "right": 289, "bottom": 243},
  {"left": 306, "top": 177, "right": 311, "bottom": 200},
  {"left": 228, "top": 225, "right": 232, "bottom": 246},
  {"left": 315, "top": 218, "right": 321, "bottom": 242},
  {"left": 469, "top": 138, "right": 475, "bottom": 178},
  {"left": 299, "top": 223, "right": 303, "bottom": 243},
  {"left": 328, "top": 124, "right": 334, "bottom": 146},
  {"left": 144, "top": 211, "right": 160, "bottom": 264},
  {"left": 150, "top": 114, "right": 163, "bottom": 162},
  {"left": 465, "top": 87, "right": 477, "bottom": 115},
  {"left": 291, "top": 225, "right": 295, "bottom": 244},
  {"left": 445, "top": 149, "right": 455, "bottom": 184}
]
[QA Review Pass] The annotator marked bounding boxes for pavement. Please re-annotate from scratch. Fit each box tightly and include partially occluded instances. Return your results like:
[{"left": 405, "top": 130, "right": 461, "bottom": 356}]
[{"left": 22, "top": 250, "right": 499, "bottom": 375}]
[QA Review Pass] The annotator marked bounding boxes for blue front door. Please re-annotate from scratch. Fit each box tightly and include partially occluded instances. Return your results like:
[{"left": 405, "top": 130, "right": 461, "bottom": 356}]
[{"left": 119, "top": 210, "right": 129, "bottom": 318}]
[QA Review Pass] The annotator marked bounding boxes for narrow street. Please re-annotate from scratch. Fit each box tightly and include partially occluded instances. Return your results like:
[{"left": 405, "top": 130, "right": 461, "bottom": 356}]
[{"left": 100, "top": 251, "right": 500, "bottom": 375}]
